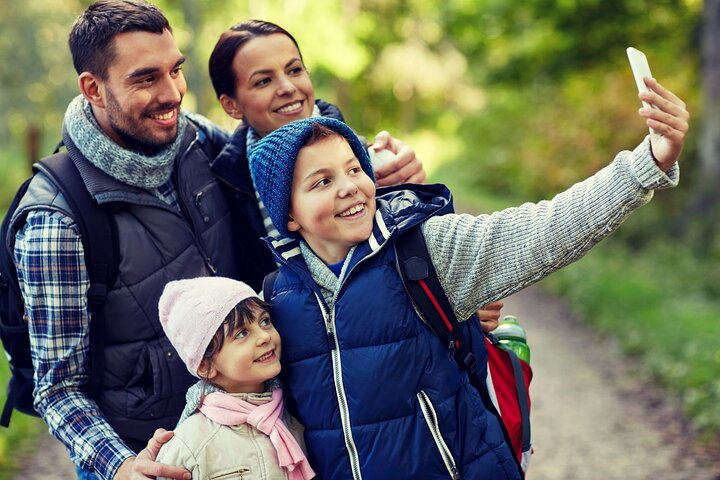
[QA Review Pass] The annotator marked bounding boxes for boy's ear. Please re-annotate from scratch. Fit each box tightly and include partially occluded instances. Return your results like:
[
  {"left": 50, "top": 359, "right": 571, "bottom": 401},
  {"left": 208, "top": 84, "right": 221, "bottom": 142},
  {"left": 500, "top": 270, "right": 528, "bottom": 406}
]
[
  {"left": 197, "top": 359, "right": 217, "bottom": 380},
  {"left": 219, "top": 94, "right": 244, "bottom": 120},
  {"left": 287, "top": 214, "right": 301, "bottom": 233}
]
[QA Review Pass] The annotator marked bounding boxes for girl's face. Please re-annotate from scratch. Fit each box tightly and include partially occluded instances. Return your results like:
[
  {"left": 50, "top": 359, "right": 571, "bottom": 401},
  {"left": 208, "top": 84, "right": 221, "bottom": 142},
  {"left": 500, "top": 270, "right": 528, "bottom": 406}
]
[
  {"left": 203, "top": 306, "right": 282, "bottom": 393},
  {"left": 221, "top": 33, "right": 315, "bottom": 138}
]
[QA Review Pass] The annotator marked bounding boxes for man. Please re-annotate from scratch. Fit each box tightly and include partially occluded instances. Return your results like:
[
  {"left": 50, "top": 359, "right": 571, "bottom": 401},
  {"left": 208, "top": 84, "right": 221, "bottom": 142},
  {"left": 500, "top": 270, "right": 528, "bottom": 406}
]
[{"left": 8, "top": 2, "right": 425, "bottom": 479}]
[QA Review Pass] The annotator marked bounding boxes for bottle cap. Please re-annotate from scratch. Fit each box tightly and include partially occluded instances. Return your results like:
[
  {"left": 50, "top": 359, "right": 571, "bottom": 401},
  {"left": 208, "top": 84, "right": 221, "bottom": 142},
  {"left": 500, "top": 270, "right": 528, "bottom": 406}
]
[{"left": 493, "top": 315, "right": 526, "bottom": 342}]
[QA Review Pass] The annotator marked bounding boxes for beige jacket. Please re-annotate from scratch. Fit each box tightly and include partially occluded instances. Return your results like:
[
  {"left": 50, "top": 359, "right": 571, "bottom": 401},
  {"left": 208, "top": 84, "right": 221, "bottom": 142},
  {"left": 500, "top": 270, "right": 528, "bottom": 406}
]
[{"left": 157, "top": 391, "right": 307, "bottom": 480}]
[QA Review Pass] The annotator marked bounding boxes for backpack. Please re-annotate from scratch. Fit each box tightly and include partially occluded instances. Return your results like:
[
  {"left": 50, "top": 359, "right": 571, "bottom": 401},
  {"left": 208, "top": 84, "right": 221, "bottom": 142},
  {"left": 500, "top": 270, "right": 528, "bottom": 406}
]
[
  {"left": 394, "top": 225, "right": 532, "bottom": 476},
  {"left": 0, "top": 152, "right": 117, "bottom": 427},
  {"left": 261, "top": 223, "right": 532, "bottom": 477}
]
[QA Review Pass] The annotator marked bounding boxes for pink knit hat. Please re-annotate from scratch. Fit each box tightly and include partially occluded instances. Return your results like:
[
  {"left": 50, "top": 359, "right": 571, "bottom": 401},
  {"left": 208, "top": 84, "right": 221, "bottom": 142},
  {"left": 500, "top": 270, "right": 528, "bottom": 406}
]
[{"left": 158, "top": 277, "right": 259, "bottom": 377}]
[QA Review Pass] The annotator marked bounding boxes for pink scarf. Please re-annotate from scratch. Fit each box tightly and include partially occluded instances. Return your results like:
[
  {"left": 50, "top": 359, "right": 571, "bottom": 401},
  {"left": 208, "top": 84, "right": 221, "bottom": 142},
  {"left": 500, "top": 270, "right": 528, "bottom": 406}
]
[{"left": 199, "top": 390, "right": 315, "bottom": 480}]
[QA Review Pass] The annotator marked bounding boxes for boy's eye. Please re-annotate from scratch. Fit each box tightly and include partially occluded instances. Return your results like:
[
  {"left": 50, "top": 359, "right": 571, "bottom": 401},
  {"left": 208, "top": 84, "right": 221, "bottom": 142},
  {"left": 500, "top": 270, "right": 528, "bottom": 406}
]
[
  {"left": 171, "top": 66, "right": 183, "bottom": 78},
  {"left": 313, "top": 178, "right": 330, "bottom": 189},
  {"left": 349, "top": 167, "right": 362, "bottom": 175}
]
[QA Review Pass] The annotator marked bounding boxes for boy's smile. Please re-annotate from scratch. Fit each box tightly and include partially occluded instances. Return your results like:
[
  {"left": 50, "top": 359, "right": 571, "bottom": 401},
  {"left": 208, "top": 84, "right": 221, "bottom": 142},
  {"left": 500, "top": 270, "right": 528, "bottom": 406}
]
[{"left": 288, "top": 136, "right": 376, "bottom": 265}]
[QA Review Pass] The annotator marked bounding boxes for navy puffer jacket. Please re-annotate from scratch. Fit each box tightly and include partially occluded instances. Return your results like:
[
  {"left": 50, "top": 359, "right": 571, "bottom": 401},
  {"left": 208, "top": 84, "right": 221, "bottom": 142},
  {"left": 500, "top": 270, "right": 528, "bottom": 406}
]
[{"left": 264, "top": 184, "right": 520, "bottom": 480}]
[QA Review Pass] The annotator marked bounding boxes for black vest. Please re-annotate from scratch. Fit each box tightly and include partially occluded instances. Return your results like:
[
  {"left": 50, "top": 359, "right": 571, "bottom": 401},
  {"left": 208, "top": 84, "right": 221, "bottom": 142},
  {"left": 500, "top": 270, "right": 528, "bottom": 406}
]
[{"left": 11, "top": 121, "right": 241, "bottom": 452}]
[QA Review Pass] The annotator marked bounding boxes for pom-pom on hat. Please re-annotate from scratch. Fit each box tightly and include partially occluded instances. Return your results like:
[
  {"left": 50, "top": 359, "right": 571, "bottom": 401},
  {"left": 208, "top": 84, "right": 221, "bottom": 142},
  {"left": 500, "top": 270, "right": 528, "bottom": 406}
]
[
  {"left": 248, "top": 117, "right": 375, "bottom": 238},
  {"left": 158, "top": 277, "right": 259, "bottom": 377}
]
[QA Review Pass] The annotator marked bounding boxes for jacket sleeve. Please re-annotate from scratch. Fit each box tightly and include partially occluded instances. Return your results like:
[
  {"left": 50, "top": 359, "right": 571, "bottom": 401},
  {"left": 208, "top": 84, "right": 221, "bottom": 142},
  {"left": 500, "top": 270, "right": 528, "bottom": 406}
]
[
  {"left": 421, "top": 138, "right": 679, "bottom": 321},
  {"left": 156, "top": 434, "right": 200, "bottom": 480}
]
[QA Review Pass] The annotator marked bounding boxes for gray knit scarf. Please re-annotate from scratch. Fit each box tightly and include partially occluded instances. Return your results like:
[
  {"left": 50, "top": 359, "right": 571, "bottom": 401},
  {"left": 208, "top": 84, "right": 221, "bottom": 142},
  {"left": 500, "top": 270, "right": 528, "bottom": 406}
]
[{"left": 63, "top": 95, "right": 187, "bottom": 189}]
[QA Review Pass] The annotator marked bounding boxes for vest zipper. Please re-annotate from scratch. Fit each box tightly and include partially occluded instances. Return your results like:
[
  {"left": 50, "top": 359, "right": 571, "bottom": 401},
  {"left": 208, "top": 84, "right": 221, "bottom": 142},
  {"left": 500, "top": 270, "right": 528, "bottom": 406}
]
[
  {"left": 314, "top": 292, "right": 363, "bottom": 480},
  {"left": 173, "top": 133, "right": 217, "bottom": 274},
  {"left": 417, "top": 390, "right": 460, "bottom": 479}
]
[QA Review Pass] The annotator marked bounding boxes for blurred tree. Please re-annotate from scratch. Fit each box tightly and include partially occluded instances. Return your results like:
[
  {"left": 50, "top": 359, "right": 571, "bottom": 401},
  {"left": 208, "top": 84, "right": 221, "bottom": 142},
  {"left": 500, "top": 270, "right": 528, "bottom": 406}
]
[
  {"left": 684, "top": 0, "right": 720, "bottom": 244},
  {"left": 0, "top": 0, "right": 79, "bottom": 169}
]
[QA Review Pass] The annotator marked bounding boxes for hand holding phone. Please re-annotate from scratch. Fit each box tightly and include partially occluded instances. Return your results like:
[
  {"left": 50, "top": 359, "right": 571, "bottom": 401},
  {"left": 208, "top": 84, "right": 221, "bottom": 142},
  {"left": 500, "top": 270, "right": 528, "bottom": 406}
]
[{"left": 626, "top": 47, "right": 657, "bottom": 133}]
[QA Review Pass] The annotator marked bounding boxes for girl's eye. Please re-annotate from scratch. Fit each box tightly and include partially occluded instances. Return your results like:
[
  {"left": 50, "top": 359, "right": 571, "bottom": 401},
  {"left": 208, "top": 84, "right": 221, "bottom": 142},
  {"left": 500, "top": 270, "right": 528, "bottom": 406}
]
[
  {"left": 259, "top": 318, "right": 272, "bottom": 328},
  {"left": 235, "top": 329, "right": 248, "bottom": 339},
  {"left": 289, "top": 66, "right": 304, "bottom": 75},
  {"left": 349, "top": 167, "right": 362, "bottom": 175},
  {"left": 255, "top": 77, "right": 271, "bottom": 87}
]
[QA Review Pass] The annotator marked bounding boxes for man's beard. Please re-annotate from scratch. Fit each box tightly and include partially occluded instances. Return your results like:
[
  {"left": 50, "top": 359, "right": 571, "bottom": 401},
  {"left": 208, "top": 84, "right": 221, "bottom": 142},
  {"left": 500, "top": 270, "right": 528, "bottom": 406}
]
[{"left": 105, "top": 88, "right": 179, "bottom": 155}]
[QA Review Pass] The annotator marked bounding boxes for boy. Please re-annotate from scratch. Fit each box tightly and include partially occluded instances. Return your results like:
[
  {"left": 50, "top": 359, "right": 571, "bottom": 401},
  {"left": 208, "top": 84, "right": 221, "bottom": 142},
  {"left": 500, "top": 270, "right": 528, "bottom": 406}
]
[{"left": 247, "top": 79, "right": 687, "bottom": 479}]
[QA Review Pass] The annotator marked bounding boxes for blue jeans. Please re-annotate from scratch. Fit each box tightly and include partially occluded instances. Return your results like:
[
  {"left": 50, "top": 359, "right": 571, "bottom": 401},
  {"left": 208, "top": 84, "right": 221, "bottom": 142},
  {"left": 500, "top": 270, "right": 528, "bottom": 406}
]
[{"left": 76, "top": 466, "right": 100, "bottom": 479}]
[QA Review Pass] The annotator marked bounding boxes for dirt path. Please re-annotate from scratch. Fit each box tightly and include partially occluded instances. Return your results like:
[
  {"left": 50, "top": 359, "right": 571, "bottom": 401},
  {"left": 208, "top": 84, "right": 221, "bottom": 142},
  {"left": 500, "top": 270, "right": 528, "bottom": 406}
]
[
  {"left": 13, "top": 286, "right": 720, "bottom": 479},
  {"left": 504, "top": 285, "right": 719, "bottom": 480}
]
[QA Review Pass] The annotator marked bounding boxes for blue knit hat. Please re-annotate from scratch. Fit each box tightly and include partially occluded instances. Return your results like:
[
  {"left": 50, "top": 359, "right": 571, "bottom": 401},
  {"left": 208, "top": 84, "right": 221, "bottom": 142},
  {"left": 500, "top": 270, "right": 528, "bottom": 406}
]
[{"left": 248, "top": 117, "right": 375, "bottom": 238}]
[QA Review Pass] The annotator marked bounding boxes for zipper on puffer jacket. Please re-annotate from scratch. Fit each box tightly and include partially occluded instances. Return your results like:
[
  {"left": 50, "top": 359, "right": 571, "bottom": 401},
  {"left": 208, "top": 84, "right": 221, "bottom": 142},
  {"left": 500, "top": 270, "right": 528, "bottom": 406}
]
[
  {"left": 417, "top": 390, "right": 460, "bottom": 479},
  {"left": 315, "top": 292, "right": 363, "bottom": 480},
  {"left": 209, "top": 467, "right": 250, "bottom": 479}
]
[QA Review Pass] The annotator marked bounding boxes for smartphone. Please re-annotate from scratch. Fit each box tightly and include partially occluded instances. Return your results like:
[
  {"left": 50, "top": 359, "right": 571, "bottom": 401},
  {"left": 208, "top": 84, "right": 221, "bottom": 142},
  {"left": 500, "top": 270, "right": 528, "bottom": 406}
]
[
  {"left": 626, "top": 47, "right": 655, "bottom": 110},
  {"left": 626, "top": 47, "right": 657, "bottom": 134}
]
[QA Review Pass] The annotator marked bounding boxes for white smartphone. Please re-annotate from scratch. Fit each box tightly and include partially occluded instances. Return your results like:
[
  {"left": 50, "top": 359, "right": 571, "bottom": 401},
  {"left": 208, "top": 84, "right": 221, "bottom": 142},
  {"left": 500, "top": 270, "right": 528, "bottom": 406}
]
[
  {"left": 627, "top": 47, "right": 657, "bottom": 134},
  {"left": 626, "top": 47, "right": 655, "bottom": 110}
]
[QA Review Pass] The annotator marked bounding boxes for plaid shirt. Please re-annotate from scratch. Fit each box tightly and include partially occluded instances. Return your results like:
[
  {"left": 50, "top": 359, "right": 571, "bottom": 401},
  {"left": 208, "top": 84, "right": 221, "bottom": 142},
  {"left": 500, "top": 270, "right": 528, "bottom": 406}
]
[{"left": 13, "top": 182, "right": 179, "bottom": 480}]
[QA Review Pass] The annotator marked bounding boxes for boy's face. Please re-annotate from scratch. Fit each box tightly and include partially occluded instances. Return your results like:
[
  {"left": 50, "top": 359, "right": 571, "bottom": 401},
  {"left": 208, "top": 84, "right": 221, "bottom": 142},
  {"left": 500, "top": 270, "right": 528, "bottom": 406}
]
[
  {"left": 205, "top": 306, "right": 281, "bottom": 393},
  {"left": 288, "top": 136, "right": 376, "bottom": 264}
]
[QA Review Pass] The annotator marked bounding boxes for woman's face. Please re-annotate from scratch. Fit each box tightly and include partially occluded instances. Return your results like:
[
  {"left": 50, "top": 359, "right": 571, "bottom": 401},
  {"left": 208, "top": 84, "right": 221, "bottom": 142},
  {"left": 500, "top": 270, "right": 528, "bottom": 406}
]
[{"left": 221, "top": 33, "right": 315, "bottom": 138}]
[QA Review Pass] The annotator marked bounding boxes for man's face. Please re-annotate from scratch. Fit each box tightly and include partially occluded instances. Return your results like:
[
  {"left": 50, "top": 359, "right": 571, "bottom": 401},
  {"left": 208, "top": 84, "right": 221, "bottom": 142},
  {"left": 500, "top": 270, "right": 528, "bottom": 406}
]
[
  {"left": 92, "top": 29, "right": 187, "bottom": 154},
  {"left": 225, "top": 33, "right": 315, "bottom": 138},
  {"left": 287, "top": 136, "right": 376, "bottom": 265}
]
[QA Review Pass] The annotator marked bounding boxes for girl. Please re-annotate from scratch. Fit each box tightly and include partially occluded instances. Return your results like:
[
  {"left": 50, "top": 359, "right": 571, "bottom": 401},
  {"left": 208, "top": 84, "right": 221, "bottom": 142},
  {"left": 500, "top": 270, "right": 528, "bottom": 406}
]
[{"left": 156, "top": 276, "right": 314, "bottom": 480}]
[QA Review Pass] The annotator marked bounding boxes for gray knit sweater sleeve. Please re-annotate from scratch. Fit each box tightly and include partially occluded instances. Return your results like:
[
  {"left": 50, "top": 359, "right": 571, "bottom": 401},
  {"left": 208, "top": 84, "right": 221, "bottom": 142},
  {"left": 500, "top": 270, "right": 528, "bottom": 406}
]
[{"left": 422, "top": 138, "right": 679, "bottom": 321}]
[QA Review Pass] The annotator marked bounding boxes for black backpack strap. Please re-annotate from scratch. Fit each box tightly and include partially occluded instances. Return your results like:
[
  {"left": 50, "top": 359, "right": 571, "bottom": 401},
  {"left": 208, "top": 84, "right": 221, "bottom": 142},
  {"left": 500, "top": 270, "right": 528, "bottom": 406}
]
[
  {"left": 509, "top": 348, "right": 531, "bottom": 452},
  {"left": 488, "top": 333, "right": 532, "bottom": 453},
  {"left": 262, "top": 270, "right": 279, "bottom": 301},
  {"left": 395, "top": 225, "right": 524, "bottom": 476},
  {"left": 35, "top": 153, "right": 117, "bottom": 392}
]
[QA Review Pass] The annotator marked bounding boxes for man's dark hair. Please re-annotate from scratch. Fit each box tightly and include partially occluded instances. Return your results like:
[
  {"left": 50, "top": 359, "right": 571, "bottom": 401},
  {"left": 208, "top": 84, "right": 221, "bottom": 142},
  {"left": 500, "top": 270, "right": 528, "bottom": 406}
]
[
  {"left": 68, "top": 0, "right": 171, "bottom": 78},
  {"left": 209, "top": 19, "right": 303, "bottom": 99}
]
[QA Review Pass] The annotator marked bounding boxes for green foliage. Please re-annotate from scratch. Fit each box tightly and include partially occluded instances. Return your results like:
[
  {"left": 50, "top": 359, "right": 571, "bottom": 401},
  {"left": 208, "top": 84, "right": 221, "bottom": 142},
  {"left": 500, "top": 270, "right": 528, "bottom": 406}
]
[
  {"left": 0, "top": 356, "right": 46, "bottom": 480},
  {"left": 542, "top": 233, "right": 720, "bottom": 437}
]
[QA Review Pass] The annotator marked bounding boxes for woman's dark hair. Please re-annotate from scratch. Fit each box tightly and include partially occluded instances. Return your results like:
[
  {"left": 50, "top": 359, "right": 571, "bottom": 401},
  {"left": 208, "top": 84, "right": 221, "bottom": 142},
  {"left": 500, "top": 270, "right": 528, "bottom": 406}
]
[
  {"left": 208, "top": 19, "right": 303, "bottom": 99},
  {"left": 198, "top": 296, "right": 271, "bottom": 383},
  {"left": 68, "top": 0, "right": 171, "bottom": 78}
]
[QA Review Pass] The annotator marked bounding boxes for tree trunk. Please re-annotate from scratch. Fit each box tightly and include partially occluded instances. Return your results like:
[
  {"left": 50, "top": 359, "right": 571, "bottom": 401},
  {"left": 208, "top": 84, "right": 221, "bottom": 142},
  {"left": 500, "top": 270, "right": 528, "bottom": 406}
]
[
  {"left": 24, "top": 123, "right": 41, "bottom": 171},
  {"left": 699, "top": 0, "right": 720, "bottom": 187},
  {"left": 679, "top": 0, "right": 720, "bottom": 246}
]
